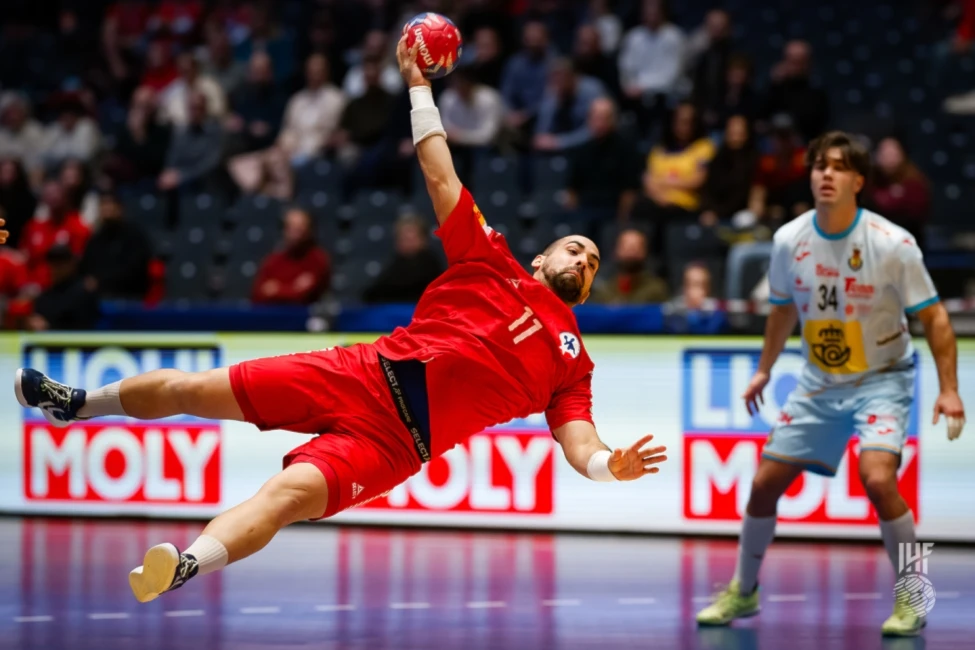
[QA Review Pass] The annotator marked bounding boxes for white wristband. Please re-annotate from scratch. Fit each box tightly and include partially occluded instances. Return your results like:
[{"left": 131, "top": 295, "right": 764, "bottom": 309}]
[
  {"left": 409, "top": 86, "right": 446, "bottom": 145},
  {"left": 587, "top": 449, "right": 616, "bottom": 482}
]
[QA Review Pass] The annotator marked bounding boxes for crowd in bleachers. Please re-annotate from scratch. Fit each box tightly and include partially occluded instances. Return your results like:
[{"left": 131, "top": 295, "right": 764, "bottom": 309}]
[{"left": 0, "top": 0, "right": 972, "bottom": 330}]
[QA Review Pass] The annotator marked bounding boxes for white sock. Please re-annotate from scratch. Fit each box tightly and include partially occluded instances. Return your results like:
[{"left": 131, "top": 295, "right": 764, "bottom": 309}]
[
  {"left": 77, "top": 381, "right": 126, "bottom": 417},
  {"left": 879, "top": 510, "right": 916, "bottom": 577},
  {"left": 732, "top": 514, "right": 777, "bottom": 593},
  {"left": 183, "top": 534, "right": 229, "bottom": 576}
]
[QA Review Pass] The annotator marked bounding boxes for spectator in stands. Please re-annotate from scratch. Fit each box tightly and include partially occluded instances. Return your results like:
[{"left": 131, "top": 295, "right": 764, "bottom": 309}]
[
  {"left": 363, "top": 215, "right": 444, "bottom": 304},
  {"left": 501, "top": 21, "right": 555, "bottom": 146},
  {"left": 27, "top": 245, "right": 100, "bottom": 331},
  {"left": 232, "top": 2, "right": 297, "bottom": 84},
  {"left": 589, "top": 228, "right": 669, "bottom": 304},
  {"left": 79, "top": 191, "right": 152, "bottom": 300},
  {"left": 710, "top": 55, "right": 761, "bottom": 131},
  {"left": 687, "top": 11, "right": 743, "bottom": 132},
  {"left": 747, "top": 113, "right": 811, "bottom": 227},
  {"left": 572, "top": 24, "right": 619, "bottom": 98},
  {"left": 439, "top": 65, "right": 504, "bottom": 184},
  {"left": 664, "top": 261, "right": 725, "bottom": 333},
  {"left": 564, "top": 98, "right": 642, "bottom": 227},
  {"left": 158, "top": 91, "right": 225, "bottom": 194},
  {"left": 225, "top": 52, "right": 288, "bottom": 154},
  {"left": 251, "top": 207, "right": 330, "bottom": 305},
  {"left": 0, "top": 94, "right": 46, "bottom": 185},
  {"left": 617, "top": 0, "right": 686, "bottom": 135},
  {"left": 276, "top": 53, "right": 345, "bottom": 165},
  {"left": 533, "top": 59, "right": 605, "bottom": 153},
  {"left": 160, "top": 51, "right": 228, "bottom": 127},
  {"left": 332, "top": 57, "right": 397, "bottom": 169},
  {"left": 202, "top": 26, "right": 247, "bottom": 100},
  {"left": 0, "top": 159, "right": 37, "bottom": 249},
  {"left": 440, "top": 66, "right": 505, "bottom": 148},
  {"left": 863, "top": 136, "right": 931, "bottom": 249},
  {"left": 342, "top": 30, "right": 403, "bottom": 100},
  {"left": 0, "top": 245, "right": 29, "bottom": 328},
  {"left": 763, "top": 40, "right": 829, "bottom": 141},
  {"left": 584, "top": 0, "right": 622, "bottom": 55},
  {"left": 57, "top": 160, "right": 99, "bottom": 226},
  {"left": 19, "top": 180, "right": 90, "bottom": 293},
  {"left": 40, "top": 96, "right": 101, "bottom": 174},
  {"left": 632, "top": 102, "right": 716, "bottom": 247},
  {"left": 139, "top": 39, "right": 180, "bottom": 92},
  {"left": 101, "top": 0, "right": 153, "bottom": 90},
  {"left": 468, "top": 27, "right": 505, "bottom": 89},
  {"left": 104, "top": 86, "right": 172, "bottom": 188},
  {"left": 699, "top": 115, "right": 758, "bottom": 225},
  {"left": 685, "top": 9, "right": 731, "bottom": 71}
]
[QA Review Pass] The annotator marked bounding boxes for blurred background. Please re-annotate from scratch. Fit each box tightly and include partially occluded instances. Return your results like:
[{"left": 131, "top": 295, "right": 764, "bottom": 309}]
[
  {"left": 0, "top": 0, "right": 973, "bottom": 336},
  {"left": 2, "top": 2, "right": 975, "bottom": 648}
]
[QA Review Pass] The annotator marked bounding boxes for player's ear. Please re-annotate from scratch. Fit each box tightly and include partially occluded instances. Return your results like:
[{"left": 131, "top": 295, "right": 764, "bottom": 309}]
[
  {"left": 531, "top": 254, "right": 544, "bottom": 271},
  {"left": 855, "top": 174, "right": 865, "bottom": 194}
]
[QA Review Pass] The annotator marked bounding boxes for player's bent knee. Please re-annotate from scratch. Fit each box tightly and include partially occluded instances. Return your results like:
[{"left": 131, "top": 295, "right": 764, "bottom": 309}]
[
  {"left": 861, "top": 470, "right": 898, "bottom": 504},
  {"left": 258, "top": 463, "right": 330, "bottom": 526},
  {"left": 747, "top": 461, "right": 800, "bottom": 516}
]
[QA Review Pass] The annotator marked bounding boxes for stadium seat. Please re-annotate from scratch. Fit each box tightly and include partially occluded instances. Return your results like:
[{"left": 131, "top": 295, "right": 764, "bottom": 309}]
[{"left": 725, "top": 241, "right": 775, "bottom": 300}]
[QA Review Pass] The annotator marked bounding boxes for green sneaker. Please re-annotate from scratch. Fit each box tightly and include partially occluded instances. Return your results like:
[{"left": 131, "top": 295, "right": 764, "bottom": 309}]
[
  {"left": 695, "top": 580, "right": 760, "bottom": 626},
  {"left": 881, "top": 596, "right": 927, "bottom": 637}
]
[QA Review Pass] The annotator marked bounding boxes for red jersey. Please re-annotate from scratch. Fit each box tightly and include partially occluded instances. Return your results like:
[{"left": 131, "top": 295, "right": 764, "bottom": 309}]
[
  {"left": 19, "top": 212, "right": 91, "bottom": 289},
  {"left": 372, "top": 187, "right": 595, "bottom": 456}
]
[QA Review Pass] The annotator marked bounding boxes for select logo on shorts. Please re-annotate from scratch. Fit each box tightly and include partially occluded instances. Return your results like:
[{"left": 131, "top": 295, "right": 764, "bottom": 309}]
[
  {"left": 558, "top": 332, "right": 580, "bottom": 358},
  {"left": 679, "top": 348, "right": 920, "bottom": 525}
]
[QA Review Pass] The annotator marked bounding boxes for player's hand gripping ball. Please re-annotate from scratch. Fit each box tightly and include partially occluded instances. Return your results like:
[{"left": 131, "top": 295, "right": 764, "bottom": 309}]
[{"left": 402, "top": 12, "right": 462, "bottom": 79}]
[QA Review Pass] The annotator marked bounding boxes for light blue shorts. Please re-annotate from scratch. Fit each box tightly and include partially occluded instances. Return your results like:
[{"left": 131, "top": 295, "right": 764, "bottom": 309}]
[{"left": 762, "top": 368, "right": 915, "bottom": 477}]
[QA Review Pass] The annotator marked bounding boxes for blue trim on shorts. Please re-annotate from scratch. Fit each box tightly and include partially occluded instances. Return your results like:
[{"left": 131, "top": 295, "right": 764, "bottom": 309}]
[
  {"left": 905, "top": 296, "right": 939, "bottom": 314},
  {"left": 761, "top": 451, "right": 837, "bottom": 477},
  {"left": 858, "top": 445, "right": 902, "bottom": 456}
]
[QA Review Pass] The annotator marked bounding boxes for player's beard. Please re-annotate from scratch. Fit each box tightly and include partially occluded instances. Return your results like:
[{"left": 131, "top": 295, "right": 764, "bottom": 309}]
[{"left": 543, "top": 264, "right": 583, "bottom": 303}]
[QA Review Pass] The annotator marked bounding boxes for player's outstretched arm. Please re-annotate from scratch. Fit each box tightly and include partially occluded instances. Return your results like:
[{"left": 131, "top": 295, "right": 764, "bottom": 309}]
[
  {"left": 0, "top": 218, "right": 8, "bottom": 245},
  {"left": 914, "top": 301, "right": 966, "bottom": 439},
  {"left": 743, "top": 302, "right": 798, "bottom": 415},
  {"left": 552, "top": 420, "right": 667, "bottom": 482},
  {"left": 396, "top": 35, "right": 462, "bottom": 226}
]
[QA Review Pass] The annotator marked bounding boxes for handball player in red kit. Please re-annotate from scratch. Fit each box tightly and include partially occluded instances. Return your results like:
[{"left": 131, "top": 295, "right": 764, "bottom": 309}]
[{"left": 13, "top": 37, "right": 669, "bottom": 603}]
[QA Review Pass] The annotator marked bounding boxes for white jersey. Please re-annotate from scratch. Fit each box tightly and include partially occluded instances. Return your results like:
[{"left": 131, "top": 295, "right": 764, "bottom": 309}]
[{"left": 768, "top": 208, "right": 939, "bottom": 387}]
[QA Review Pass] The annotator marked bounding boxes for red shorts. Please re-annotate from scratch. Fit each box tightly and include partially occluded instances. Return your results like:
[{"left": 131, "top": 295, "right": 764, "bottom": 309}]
[{"left": 229, "top": 344, "right": 421, "bottom": 519}]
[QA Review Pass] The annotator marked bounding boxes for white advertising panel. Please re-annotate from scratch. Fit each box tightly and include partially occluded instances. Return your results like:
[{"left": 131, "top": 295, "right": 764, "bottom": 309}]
[{"left": 1, "top": 333, "right": 971, "bottom": 540}]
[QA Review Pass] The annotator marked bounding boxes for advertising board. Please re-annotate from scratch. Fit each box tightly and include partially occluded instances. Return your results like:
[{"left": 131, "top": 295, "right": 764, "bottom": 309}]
[{"left": 0, "top": 333, "right": 971, "bottom": 540}]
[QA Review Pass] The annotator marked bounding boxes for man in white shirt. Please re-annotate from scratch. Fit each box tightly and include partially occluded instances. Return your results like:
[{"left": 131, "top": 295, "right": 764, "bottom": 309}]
[
  {"left": 696, "top": 132, "right": 966, "bottom": 637},
  {"left": 617, "top": 0, "right": 685, "bottom": 133}
]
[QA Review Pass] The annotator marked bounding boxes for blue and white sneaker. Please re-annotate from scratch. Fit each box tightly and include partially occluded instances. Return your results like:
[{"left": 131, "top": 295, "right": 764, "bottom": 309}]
[
  {"left": 14, "top": 368, "right": 88, "bottom": 427},
  {"left": 129, "top": 543, "right": 199, "bottom": 603}
]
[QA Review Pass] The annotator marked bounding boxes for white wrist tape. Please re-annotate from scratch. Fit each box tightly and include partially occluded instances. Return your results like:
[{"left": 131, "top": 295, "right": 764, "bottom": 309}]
[
  {"left": 587, "top": 449, "right": 616, "bottom": 482},
  {"left": 947, "top": 416, "right": 965, "bottom": 441},
  {"left": 409, "top": 86, "right": 446, "bottom": 145}
]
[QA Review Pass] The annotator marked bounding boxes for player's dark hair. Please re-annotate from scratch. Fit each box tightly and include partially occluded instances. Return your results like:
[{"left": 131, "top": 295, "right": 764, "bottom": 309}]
[{"left": 805, "top": 131, "right": 872, "bottom": 184}]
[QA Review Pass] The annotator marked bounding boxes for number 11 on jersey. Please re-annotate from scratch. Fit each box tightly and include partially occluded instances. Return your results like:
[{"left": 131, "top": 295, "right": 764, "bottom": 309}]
[{"left": 509, "top": 306, "right": 543, "bottom": 344}]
